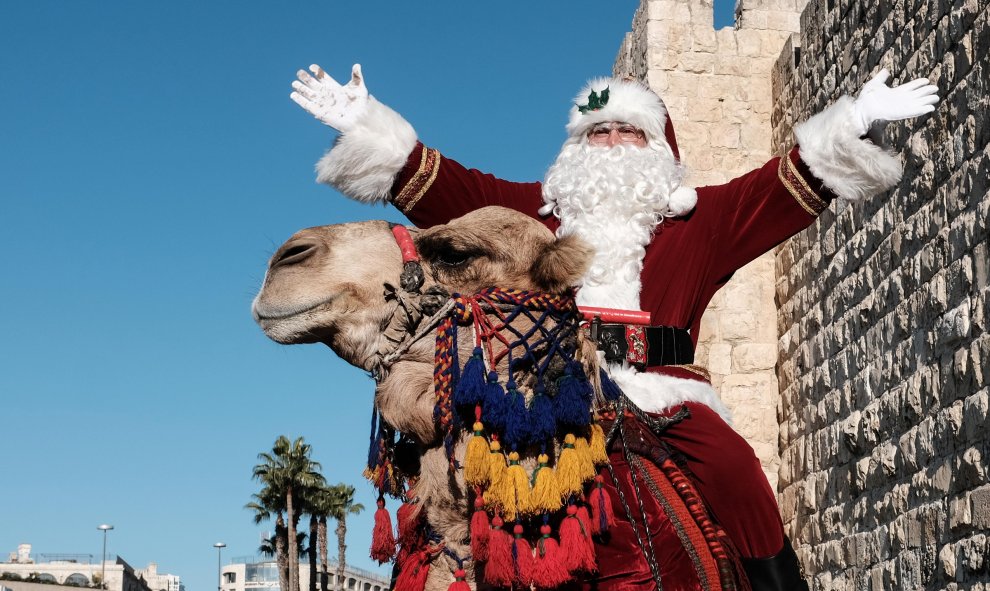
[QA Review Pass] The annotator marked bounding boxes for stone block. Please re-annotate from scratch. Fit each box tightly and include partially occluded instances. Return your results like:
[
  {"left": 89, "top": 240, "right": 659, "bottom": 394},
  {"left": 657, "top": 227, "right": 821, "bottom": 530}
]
[{"left": 733, "top": 344, "right": 778, "bottom": 372}]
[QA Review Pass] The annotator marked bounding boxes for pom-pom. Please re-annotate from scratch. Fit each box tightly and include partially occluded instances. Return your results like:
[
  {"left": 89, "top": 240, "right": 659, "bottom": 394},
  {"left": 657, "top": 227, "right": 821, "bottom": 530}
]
[
  {"left": 532, "top": 525, "right": 570, "bottom": 589},
  {"left": 503, "top": 385, "right": 531, "bottom": 448},
  {"left": 589, "top": 422, "right": 609, "bottom": 464},
  {"left": 454, "top": 347, "right": 486, "bottom": 407},
  {"left": 393, "top": 549, "right": 430, "bottom": 591},
  {"left": 447, "top": 568, "right": 470, "bottom": 591},
  {"left": 511, "top": 523, "right": 534, "bottom": 587},
  {"left": 464, "top": 420, "right": 490, "bottom": 485},
  {"left": 573, "top": 436, "right": 597, "bottom": 480},
  {"left": 529, "top": 455, "right": 563, "bottom": 513},
  {"left": 527, "top": 390, "right": 557, "bottom": 444},
  {"left": 370, "top": 498, "right": 396, "bottom": 563},
  {"left": 555, "top": 434, "right": 585, "bottom": 496},
  {"left": 554, "top": 363, "right": 593, "bottom": 427},
  {"left": 558, "top": 505, "right": 596, "bottom": 574},
  {"left": 396, "top": 499, "right": 422, "bottom": 548},
  {"left": 588, "top": 476, "right": 616, "bottom": 535},
  {"left": 482, "top": 372, "right": 508, "bottom": 431},
  {"left": 504, "top": 452, "right": 531, "bottom": 520},
  {"left": 470, "top": 497, "right": 490, "bottom": 561},
  {"left": 599, "top": 368, "right": 623, "bottom": 401},
  {"left": 484, "top": 516, "right": 515, "bottom": 587}
]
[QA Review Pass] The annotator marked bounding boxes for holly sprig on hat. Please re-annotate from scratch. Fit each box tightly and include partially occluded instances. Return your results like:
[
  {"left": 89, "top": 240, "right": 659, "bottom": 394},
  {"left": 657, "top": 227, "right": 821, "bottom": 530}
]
[{"left": 577, "top": 87, "right": 610, "bottom": 114}]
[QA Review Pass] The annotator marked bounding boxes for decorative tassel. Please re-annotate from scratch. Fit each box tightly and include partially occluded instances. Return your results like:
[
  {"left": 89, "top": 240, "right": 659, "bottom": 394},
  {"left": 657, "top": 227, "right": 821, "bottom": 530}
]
[
  {"left": 484, "top": 441, "right": 513, "bottom": 513},
  {"left": 599, "top": 368, "right": 623, "bottom": 401},
  {"left": 484, "top": 516, "right": 515, "bottom": 587},
  {"left": 470, "top": 497, "right": 490, "bottom": 561},
  {"left": 464, "top": 412, "right": 490, "bottom": 485},
  {"left": 393, "top": 549, "right": 430, "bottom": 591},
  {"left": 504, "top": 451, "right": 531, "bottom": 519},
  {"left": 453, "top": 347, "right": 487, "bottom": 407},
  {"left": 576, "top": 504, "right": 594, "bottom": 542},
  {"left": 511, "top": 523, "right": 534, "bottom": 587},
  {"left": 589, "top": 422, "right": 609, "bottom": 464},
  {"left": 396, "top": 499, "right": 422, "bottom": 548},
  {"left": 503, "top": 383, "right": 531, "bottom": 448},
  {"left": 588, "top": 476, "right": 616, "bottom": 535},
  {"left": 573, "top": 436, "right": 597, "bottom": 480},
  {"left": 555, "top": 434, "right": 585, "bottom": 496},
  {"left": 529, "top": 454, "right": 562, "bottom": 513},
  {"left": 447, "top": 568, "right": 470, "bottom": 591},
  {"left": 483, "top": 371, "right": 508, "bottom": 431},
  {"left": 559, "top": 505, "right": 596, "bottom": 574},
  {"left": 553, "top": 362, "right": 593, "bottom": 427},
  {"left": 532, "top": 524, "right": 570, "bottom": 589},
  {"left": 370, "top": 498, "right": 396, "bottom": 563},
  {"left": 527, "top": 387, "right": 557, "bottom": 444}
]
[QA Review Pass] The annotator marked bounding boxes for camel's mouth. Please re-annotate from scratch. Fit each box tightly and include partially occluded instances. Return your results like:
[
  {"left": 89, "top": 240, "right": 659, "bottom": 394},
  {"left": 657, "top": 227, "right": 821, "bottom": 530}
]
[
  {"left": 251, "top": 295, "right": 338, "bottom": 345},
  {"left": 252, "top": 295, "right": 335, "bottom": 322}
]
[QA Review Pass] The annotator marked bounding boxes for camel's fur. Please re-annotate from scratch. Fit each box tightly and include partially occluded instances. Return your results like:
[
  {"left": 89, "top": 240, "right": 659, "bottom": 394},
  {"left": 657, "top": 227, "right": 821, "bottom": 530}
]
[{"left": 254, "top": 207, "right": 593, "bottom": 590}]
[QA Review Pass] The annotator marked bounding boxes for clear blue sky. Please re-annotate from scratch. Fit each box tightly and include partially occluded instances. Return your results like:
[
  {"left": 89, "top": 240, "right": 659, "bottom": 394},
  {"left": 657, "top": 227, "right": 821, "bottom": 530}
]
[{"left": 0, "top": 3, "right": 735, "bottom": 591}]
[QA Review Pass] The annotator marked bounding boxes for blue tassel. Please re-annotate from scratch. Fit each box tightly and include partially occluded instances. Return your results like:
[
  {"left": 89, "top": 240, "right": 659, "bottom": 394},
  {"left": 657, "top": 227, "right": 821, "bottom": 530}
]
[
  {"left": 553, "top": 363, "right": 592, "bottom": 427},
  {"left": 503, "top": 384, "right": 531, "bottom": 448},
  {"left": 483, "top": 372, "right": 508, "bottom": 431},
  {"left": 366, "top": 407, "right": 380, "bottom": 469},
  {"left": 527, "top": 389, "right": 556, "bottom": 444},
  {"left": 454, "top": 347, "right": 486, "bottom": 407},
  {"left": 599, "top": 368, "right": 623, "bottom": 401}
]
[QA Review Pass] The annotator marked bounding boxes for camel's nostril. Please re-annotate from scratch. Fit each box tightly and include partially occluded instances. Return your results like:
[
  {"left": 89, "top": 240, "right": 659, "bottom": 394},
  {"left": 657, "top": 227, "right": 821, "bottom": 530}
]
[{"left": 271, "top": 242, "right": 319, "bottom": 269}]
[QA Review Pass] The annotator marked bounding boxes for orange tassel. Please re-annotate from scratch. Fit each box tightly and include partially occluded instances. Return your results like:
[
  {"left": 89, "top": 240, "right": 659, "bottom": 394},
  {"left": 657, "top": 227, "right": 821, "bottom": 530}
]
[
  {"left": 559, "top": 505, "right": 596, "bottom": 574},
  {"left": 588, "top": 476, "right": 616, "bottom": 535},
  {"left": 393, "top": 549, "right": 430, "bottom": 591},
  {"left": 447, "top": 568, "right": 470, "bottom": 591},
  {"left": 484, "top": 516, "right": 514, "bottom": 587},
  {"left": 511, "top": 523, "right": 534, "bottom": 587},
  {"left": 370, "top": 498, "right": 396, "bottom": 563},
  {"left": 531, "top": 524, "right": 570, "bottom": 589},
  {"left": 470, "top": 497, "right": 490, "bottom": 561}
]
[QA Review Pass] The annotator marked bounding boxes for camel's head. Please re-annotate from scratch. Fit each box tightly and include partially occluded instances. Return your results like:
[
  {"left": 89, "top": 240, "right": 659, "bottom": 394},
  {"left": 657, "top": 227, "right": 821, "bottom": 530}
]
[{"left": 252, "top": 207, "right": 592, "bottom": 370}]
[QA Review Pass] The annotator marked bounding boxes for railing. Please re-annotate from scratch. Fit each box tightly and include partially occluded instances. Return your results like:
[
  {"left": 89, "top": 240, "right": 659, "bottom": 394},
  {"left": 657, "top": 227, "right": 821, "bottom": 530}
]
[
  {"left": 226, "top": 558, "right": 387, "bottom": 584},
  {"left": 19, "top": 554, "right": 118, "bottom": 565}
]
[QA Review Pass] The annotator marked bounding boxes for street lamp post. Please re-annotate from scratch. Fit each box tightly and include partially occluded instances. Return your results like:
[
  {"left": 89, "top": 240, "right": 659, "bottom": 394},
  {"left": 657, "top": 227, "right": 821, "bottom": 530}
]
[
  {"left": 214, "top": 542, "right": 226, "bottom": 591},
  {"left": 97, "top": 525, "right": 114, "bottom": 591}
]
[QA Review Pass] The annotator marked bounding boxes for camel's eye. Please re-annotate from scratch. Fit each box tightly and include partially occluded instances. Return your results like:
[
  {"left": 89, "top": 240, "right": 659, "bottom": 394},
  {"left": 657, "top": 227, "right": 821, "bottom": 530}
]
[{"left": 434, "top": 248, "right": 475, "bottom": 268}]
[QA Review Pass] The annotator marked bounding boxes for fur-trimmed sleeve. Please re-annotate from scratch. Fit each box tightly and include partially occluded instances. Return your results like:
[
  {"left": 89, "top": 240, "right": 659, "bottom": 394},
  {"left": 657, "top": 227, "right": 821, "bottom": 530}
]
[
  {"left": 315, "top": 96, "right": 418, "bottom": 204},
  {"left": 794, "top": 96, "right": 903, "bottom": 202}
]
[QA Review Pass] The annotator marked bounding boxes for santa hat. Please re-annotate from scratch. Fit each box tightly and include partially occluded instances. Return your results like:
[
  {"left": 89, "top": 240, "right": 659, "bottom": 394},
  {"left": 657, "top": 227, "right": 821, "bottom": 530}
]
[{"left": 565, "top": 77, "right": 695, "bottom": 216}]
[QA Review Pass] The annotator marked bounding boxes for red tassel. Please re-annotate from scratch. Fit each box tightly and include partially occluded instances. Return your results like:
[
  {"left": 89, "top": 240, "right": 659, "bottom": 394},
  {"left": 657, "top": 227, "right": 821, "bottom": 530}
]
[
  {"left": 588, "top": 477, "right": 616, "bottom": 535},
  {"left": 511, "top": 523, "right": 534, "bottom": 587},
  {"left": 531, "top": 525, "right": 570, "bottom": 589},
  {"left": 393, "top": 549, "right": 430, "bottom": 591},
  {"left": 396, "top": 499, "right": 422, "bottom": 548},
  {"left": 559, "top": 505, "right": 596, "bottom": 574},
  {"left": 370, "top": 498, "right": 397, "bottom": 563},
  {"left": 470, "top": 497, "right": 490, "bottom": 561},
  {"left": 483, "top": 515, "right": 514, "bottom": 587},
  {"left": 447, "top": 568, "right": 470, "bottom": 591}
]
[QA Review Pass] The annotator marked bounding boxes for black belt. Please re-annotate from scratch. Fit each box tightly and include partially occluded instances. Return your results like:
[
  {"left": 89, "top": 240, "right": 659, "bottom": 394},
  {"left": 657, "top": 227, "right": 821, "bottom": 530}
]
[{"left": 589, "top": 319, "right": 694, "bottom": 368}]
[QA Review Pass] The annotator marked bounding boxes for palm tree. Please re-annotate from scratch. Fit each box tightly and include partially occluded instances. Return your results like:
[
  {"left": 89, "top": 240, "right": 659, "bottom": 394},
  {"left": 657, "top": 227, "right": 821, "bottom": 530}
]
[
  {"left": 326, "top": 484, "right": 364, "bottom": 591},
  {"left": 246, "top": 489, "right": 289, "bottom": 591},
  {"left": 252, "top": 436, "right": 325, "bottom": 591},
  {"left": 305, "top": 486, "right": 337, "bottom": 591}
]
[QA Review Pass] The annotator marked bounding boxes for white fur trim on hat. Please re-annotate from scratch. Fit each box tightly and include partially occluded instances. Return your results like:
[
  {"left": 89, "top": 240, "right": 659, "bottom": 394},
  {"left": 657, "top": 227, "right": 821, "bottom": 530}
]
[
  {"left": 567, "top": 77, "right": 668, "bottom": 144},
  {"left": 315, "top": 96, "right": 418, "bottom": 204},
  {"left": 794, "top": 96, "right": 903, "bottom": 202}
]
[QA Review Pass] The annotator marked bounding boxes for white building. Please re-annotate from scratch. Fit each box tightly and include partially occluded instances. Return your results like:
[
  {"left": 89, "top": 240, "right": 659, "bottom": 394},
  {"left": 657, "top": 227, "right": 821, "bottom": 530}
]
[
  {"left": 221, "top": 558, "right": 388, "bottom": 591},
  {"left": 1, "top": 545, "right": 182, "bottom": 591}
]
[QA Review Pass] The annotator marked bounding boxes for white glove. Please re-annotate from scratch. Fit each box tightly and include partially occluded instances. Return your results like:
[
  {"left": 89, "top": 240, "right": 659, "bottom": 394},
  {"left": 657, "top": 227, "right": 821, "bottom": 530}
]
[
  {"left": 291, "top": 63, "right": 370, "bottom": 133},
  {"left": 852, "top": 69, "right": 939, "bottom": 135}
]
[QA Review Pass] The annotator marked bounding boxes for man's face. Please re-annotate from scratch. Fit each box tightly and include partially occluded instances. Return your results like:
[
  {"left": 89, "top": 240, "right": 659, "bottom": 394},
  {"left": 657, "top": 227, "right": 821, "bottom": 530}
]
[{"left": 586, "top": 122, "right": 647, "bottom": 148}]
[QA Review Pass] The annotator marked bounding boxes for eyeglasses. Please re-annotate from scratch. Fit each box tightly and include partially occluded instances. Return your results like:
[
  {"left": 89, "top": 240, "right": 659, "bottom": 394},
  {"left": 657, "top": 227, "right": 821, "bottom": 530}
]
[{"left": 586, "top": 122, "right": 646, "bottom": 144}]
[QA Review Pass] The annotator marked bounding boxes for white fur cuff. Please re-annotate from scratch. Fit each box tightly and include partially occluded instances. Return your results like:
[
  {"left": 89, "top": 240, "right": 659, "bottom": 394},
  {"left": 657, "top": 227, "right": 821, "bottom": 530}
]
[
  {"left": 608, "top": 364, "right": 733, "bottom": 424},
  {"left": 668, "top": 185, "right": 698, "bottom": 216},
  {"left": 794, "top": 96, "right": 903, "bottom": 202},
  {"left": 315, "top": 97, "right": 418, "bottom": 204}
]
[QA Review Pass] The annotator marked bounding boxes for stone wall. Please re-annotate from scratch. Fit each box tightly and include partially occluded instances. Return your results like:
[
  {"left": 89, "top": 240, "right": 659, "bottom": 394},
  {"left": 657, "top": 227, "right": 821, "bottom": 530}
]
[
  {"left": 613, "top": 0, "right": 809, "bottom": 488},
  {"left": 772, "top": 0, "right": 990, "bottom": 589}
]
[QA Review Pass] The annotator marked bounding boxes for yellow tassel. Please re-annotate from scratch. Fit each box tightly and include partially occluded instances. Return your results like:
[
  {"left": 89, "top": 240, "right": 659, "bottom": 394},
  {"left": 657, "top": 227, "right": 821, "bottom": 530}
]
[
  {"left": 505, "top": 451, "right": 532, "bottom": 517},
  {"left": 574, "top": 436, "right": 597, "bottom": 480},
  {"left": 485, "top": 441, "right": 515, "bottom": 519},
  {"left": 555, "top": 434, "right": 584, "bottom": 496},
  {"left": 589, "top": 423, "right": 609, "bottom": 464},
  {"left": 464, "top": 422, "right": 490, "bottom": 485},
  {"left": 529, "top": 454, "right": 563, "bottom": 513}
]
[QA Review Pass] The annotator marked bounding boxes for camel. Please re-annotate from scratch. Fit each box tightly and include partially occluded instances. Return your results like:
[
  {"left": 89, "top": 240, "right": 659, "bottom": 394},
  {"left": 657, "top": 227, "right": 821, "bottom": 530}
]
[{"left": 253, "top": 206, "right": 744, "bottom": 591}]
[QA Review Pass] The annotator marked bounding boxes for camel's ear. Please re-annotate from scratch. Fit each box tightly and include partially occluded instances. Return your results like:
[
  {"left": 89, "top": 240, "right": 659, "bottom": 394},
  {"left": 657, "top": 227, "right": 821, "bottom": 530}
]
[{"left": 529, "top": 234, "right": 593, "bottom": 293}]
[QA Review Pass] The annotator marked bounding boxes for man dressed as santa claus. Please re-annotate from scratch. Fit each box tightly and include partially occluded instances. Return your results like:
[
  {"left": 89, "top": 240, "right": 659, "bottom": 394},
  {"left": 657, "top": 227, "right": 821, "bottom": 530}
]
[{"left": 289, "top": 64, "right": 937, "bottom": 590}]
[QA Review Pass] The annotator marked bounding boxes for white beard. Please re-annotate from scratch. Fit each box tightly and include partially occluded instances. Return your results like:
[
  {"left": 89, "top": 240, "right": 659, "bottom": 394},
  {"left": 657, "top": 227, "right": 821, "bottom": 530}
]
[{"left": 541, "top": 142, "right": 684, "bottom": 310}]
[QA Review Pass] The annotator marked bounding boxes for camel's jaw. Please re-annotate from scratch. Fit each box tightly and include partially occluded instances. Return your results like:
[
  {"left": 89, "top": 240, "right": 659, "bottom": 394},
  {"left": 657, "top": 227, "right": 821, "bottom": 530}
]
[{"left": 251, "top": 294, "right": 339, "bottom": 345}]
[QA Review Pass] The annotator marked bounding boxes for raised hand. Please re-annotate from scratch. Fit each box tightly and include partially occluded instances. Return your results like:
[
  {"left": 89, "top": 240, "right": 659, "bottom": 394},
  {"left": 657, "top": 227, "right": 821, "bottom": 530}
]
[
  {"left": 853, "top": 69, "right": 939, "bottom": 134},
  {"left": 291, "top": 64, "right": 370, "bottom": 133}
]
